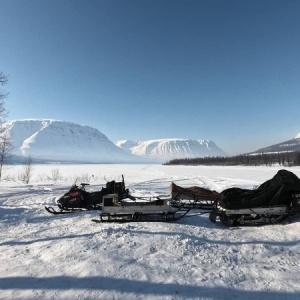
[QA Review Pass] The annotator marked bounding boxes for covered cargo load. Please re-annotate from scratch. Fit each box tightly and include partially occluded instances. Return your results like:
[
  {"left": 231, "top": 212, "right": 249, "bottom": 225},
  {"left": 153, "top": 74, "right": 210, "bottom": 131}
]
[{"left": 219, "top": 170, "right": 300, "bottom": 210}]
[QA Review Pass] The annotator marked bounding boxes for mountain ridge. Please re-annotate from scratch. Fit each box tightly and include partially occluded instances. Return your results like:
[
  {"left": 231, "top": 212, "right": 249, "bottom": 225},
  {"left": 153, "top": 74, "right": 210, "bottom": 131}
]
[
  {"left": 250, "top": 135, "right": 300, "bottom": 155},
  {"left": 115, "top": 138, "right": 227, "bottom": 162},
  {"left": 1, "top": 119, "right": 143, "bottom": 163},
  {"left": 2, "top": 119, "right": 227, "bottom": 163}
]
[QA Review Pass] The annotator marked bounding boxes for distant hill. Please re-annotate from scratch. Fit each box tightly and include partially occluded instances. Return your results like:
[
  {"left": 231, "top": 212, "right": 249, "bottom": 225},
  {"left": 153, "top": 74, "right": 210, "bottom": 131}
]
[
  {"left": 115, "top": 139, "right": 227, "bottom": 162},
  {"left": 250, "top": 134, "right": 300, "bottom": 154},
  {"left": 1, "top": 119, "right": 144, "bottom": 163}
]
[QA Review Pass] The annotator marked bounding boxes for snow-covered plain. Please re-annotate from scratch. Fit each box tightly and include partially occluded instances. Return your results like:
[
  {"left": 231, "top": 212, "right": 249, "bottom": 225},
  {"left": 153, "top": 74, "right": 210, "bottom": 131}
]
[{"left": 1, "top": 164, "right": 300, "bottom": 300}]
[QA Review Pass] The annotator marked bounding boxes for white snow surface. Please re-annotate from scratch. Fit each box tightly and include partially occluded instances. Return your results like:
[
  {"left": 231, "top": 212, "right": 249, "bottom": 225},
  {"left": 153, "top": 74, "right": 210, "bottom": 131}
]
[
  {"left": 116, "top": 139, "right": 227, "bottom": 162},
  {"left": 1, "top": 120, "right": 143, "bottom": 163},
  {"left": 295, "top": 133, "right": 300, "bottom": 139},
  {"left": 1, "top": 164, "right": 300, "bottom": 299}
]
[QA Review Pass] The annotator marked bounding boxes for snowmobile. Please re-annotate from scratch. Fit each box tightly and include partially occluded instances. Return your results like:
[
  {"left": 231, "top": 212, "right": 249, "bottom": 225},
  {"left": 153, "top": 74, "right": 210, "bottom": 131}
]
[
  {"left": 209, "top": 170, "right": 300, "bottom": 226},
  {"left": 45, "top": 175, "right": 132, "bottom": 215},
  {"left": 45, "top": 183, "right": 105, "bottom": 214}
]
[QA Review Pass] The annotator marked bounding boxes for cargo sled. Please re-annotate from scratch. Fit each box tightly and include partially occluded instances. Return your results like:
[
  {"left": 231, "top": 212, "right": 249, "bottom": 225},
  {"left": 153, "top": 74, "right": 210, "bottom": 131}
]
[
  {"left": 95, "top": 193, "right": 188, "bottom": 222},
  {"left": 171, "top": 182, "right": 218, "bottom": 209},
  {"left": 95, "top": 182, "right": 218, "bottom": 222},
  {"left": 210, "top": 170, "right": 300, "bottom": 226}
]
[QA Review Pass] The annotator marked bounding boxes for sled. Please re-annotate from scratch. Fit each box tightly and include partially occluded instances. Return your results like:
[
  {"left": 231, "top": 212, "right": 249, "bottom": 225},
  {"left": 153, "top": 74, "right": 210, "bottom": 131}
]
[
  {"left": 94, "top": 193, "right": 191, "bottom": 222},
  {"left": 171, "top": 182, "right": 218, "bottom": 209},
  {"left": 210, "top": 170, "right": 300, "bottom": 226}
]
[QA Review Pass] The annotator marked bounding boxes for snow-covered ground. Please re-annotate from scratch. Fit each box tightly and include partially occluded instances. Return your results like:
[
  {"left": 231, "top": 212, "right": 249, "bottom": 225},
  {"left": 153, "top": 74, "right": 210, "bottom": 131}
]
[{"left": 1, "top": 164, "right": 300, "bottom": 300}]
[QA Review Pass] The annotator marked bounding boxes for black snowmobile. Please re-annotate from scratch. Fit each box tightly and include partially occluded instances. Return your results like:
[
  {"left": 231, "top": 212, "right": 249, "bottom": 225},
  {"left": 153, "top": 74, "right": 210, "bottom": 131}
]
[
  {"left": 45, "top": 175, "right": 134, "bottom": 215},
  {"left": 209, "top": 170, "right": 300, "bottom": 226}
]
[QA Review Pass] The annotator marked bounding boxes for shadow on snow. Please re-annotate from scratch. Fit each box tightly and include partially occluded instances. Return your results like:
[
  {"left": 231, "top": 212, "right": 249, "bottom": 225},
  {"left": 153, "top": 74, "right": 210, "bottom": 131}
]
[{"left": 0, "top": 275, "right": 298, "bottom": 299}]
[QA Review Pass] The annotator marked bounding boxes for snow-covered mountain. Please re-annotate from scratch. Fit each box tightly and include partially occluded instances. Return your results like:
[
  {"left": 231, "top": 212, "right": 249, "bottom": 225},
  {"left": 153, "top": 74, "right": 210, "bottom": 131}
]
[
  {"left": 1, "top": 120, "right": 226, "bottom": 163},
  {"left": 1, "top": 120, "right": 143, "bottom": 163},
  {"left": 115, "top": 140, "right": 139, "bottom": 153},
  {"left": 115, "top": 139, "right": 227, "bottom": 162},
  {"left": 250, "top": 134, "right": 300, "bottom": 154}
]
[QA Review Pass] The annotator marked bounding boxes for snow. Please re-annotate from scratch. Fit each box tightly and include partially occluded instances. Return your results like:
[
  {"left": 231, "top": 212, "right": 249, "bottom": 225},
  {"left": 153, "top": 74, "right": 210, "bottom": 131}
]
[{"left": 1, "top": 164, "right": 300, "bottom": 299}]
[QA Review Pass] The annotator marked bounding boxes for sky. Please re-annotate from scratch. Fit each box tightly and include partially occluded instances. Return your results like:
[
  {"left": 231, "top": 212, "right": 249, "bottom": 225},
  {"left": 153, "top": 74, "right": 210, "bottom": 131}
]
[{"left": 1, "top": 0, "right": 300, "bottom": 155}]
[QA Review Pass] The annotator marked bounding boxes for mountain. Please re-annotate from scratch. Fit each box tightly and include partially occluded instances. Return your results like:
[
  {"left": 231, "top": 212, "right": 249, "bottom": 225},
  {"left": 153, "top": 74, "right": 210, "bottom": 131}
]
[
  {"left": 250, "top": 134, "right": 300, "bottom": 154},
  {"left": 1, "top": 119, "right": 143, "bottom": 163},
  {"left": 115, "top": 138, "right": 227, "bottom": 162},
  {"left": 115, "top": 140, "right": 139, "bottom": 153}
]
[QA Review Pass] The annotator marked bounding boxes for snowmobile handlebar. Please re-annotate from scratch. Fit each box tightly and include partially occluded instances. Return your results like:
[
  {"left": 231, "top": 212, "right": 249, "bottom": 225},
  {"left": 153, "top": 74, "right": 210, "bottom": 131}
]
[{"left": 80, "top": 183, "right": 90, "bottom": 189}]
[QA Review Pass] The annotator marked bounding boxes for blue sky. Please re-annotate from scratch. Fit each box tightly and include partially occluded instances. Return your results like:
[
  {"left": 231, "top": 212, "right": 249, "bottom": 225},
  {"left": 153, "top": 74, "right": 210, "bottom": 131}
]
[{"left": 1, "top": 0, "right": 300, "bottom": 155}]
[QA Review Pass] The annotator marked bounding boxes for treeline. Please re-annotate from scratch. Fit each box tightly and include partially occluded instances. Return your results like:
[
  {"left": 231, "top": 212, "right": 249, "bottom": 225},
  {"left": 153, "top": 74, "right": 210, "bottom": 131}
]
[{"left": 164, "top": 151, "right": 300, "bottom": 167}]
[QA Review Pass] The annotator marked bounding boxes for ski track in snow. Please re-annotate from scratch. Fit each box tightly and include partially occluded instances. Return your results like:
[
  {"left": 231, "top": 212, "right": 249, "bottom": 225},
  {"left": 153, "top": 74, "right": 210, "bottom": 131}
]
[{"left": 1, "top": 164, "right": 300, "bottom": 299}]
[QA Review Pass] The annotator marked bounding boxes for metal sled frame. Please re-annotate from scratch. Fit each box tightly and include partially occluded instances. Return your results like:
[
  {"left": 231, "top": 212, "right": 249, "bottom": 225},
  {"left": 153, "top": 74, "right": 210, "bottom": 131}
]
[{"left": 95, "top": 194, "right": 191, "bottom": 223}]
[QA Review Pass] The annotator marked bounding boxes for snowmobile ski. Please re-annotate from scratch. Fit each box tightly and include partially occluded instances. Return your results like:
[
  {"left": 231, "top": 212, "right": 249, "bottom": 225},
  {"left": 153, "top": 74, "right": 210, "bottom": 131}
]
[{"left": 44, "top": 206, "right": 88, "bottom": 215}]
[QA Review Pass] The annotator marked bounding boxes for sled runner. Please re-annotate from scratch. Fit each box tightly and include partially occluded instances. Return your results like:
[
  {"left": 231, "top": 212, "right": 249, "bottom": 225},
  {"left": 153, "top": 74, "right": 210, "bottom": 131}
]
[{"left": 210, "top": 170, "right": 300, "bottom": 226}]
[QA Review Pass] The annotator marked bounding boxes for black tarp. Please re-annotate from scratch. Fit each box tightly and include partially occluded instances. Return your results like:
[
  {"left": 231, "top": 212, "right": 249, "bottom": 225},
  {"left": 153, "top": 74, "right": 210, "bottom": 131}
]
[{"left": 218, "top": 169, "right": 300, "bottom": 209}]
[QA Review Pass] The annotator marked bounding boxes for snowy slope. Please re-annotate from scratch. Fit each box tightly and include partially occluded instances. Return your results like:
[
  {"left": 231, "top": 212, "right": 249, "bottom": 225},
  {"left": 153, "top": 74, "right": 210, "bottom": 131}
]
[
  {"left": 115, "top": 140, "right": 139, "bottom": 153},
  {"left": 250, "top": 134, "right": 300, "bottom": 154},
  {"left": 1, "top": 120, "right": 143, "bottom": 163},
  {"left": 1, "top": 164, "right": 300, "bottom": 299},
  {"left": 116, "top": 139, "right": 226, "bottom": 162}
]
